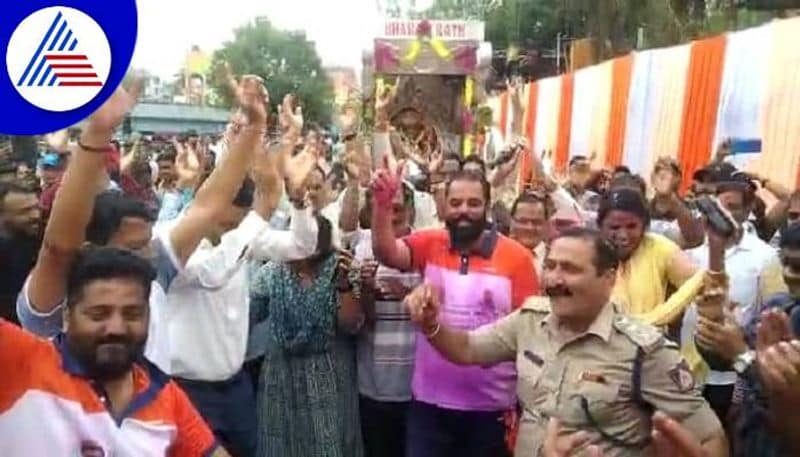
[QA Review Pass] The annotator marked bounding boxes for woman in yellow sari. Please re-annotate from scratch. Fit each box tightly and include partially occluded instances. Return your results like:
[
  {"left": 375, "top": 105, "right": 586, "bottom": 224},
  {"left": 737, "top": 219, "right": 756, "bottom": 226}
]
[{"left": 597, "top": 188, "right": 706, "bottom": 327}]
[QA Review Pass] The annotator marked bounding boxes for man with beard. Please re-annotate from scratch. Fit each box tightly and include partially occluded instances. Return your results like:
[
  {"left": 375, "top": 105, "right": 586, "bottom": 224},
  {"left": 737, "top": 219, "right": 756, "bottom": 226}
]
[
  {"left": 0, "top": 182, "right": 40, "bottom": 323},
  {"left": 0, "top": 247, "right": 231, "bottom": 456},
  {"left": 18, "top": 74, "right": 269, "bottom": 374},
  {"left": 371, "top": 167, "right": 538, "bottom": 457},
  {"left": 404, "top": 228, "right": 727, "bottom": 457}
]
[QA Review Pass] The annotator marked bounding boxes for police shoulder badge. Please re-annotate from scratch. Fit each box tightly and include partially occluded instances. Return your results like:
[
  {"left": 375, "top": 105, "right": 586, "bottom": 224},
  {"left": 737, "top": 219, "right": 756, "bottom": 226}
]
[{"left": 668, "top": 360, "right": 695, "bottom": 392}]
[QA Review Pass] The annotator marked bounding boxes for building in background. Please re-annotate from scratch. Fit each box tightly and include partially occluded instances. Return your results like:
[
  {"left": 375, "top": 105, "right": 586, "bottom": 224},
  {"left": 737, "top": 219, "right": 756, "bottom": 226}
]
[
  {"left": 126, "top": 103, "right": 229, "bottom": 135},
  {"left": 142, "top": 73, "right": 176, "bottom": 104}
]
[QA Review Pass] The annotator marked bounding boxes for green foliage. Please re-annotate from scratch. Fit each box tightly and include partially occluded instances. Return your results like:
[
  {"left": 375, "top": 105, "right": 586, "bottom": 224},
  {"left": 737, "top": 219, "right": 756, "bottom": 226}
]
[
  {"left": 208, "top": 19, "right": 334, "bottom": 125},
  {"left": 417, "top": 0, "right": 783, "bottom": 59}
]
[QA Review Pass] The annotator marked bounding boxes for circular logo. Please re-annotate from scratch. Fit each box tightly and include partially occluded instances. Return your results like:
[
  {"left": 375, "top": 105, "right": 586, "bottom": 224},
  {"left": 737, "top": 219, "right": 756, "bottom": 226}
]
[{"left": 5, "top": 6, "right": 111, "bottom": 112}]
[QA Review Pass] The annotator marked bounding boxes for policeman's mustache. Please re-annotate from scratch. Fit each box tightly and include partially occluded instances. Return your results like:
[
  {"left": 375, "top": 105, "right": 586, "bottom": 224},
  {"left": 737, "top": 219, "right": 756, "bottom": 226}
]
[{"left": 545, "top": 285, "right": 573, "bottom": 297}]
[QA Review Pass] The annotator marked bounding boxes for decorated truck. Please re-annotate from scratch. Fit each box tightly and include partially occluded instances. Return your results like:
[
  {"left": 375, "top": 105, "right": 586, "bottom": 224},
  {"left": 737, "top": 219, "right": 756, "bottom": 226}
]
[{"left": 362, "top": 19, "right": 493, "bottom": 158}]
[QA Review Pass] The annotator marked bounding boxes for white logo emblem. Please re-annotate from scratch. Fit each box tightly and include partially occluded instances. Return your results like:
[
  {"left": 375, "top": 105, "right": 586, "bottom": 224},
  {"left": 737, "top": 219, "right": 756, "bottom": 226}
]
[{"left": 6, "top": 6, "right": 112, "bottom": 112}]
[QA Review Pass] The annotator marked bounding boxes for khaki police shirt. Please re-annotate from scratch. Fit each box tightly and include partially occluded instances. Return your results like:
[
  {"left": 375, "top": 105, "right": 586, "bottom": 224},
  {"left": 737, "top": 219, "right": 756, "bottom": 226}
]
[{"left": 468, "top": 297, "right": 722, "bottom": 457}]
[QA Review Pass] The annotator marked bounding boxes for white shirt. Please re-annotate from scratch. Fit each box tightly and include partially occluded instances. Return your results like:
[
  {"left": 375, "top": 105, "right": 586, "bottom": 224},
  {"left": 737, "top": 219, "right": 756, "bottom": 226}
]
[
  {"left": 549, "top": 186, "right": 590, "bottom": 224},
  {"left": 533, "top": 242, "right": 546, "bottom": 279},
  {"left": 650, "top": 219, "right": 684, "bottom": 245},
  {"left": 413, "top": 190, "right": 440, "bottom": 229},
  {"left": 326, "top": 185, "right": 441, "bottom": 249},
  {"left": 681, "top": 231, "right": 783, "bottom": 385},
  {"left": 321, "top": 194, "right": 345, "bottom": 248},
  {"left": 165, "top": 207, "right": 317, "bottom": 381}
]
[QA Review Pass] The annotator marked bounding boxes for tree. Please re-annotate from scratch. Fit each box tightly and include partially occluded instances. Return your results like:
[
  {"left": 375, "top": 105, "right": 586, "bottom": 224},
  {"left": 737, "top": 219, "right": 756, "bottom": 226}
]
[
  {"left": 419, "top": 0, "right": 783, "bottom": 64},
  {"left": 208, "top": 18, "right": 334, "bottom": 125}
]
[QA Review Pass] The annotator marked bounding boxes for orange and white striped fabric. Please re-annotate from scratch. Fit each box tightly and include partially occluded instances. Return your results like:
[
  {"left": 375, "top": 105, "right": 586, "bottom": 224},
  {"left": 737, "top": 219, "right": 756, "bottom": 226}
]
[{"left": 486, "top": 16, "right": 800, "bottom": 190}]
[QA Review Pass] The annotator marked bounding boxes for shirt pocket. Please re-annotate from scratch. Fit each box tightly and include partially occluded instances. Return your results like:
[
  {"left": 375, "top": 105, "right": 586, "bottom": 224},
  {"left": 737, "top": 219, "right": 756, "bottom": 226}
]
[
  {"left": 516, "top": 350, "right": 547, "bottom": 408},
  {"left": 567, "top": 380, "right": 622, "bottom": 426}
]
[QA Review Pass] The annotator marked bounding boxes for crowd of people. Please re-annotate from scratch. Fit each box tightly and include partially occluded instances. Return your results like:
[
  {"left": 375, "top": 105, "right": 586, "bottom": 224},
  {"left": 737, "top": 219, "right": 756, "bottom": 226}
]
[{"left": 1, "top": 68, "right": 799, "bottom": 457}]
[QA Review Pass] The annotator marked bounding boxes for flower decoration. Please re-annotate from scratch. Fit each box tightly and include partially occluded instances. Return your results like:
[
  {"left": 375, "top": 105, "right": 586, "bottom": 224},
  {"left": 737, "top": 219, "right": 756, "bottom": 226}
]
[
  {"left": 417, "top": 20, "right": 433, "bottom": 37},
  {"left": 403, "top": 20, "right": 451, "bottom": 64},
  {"left": 375, "top": 41, "right": 400, "bottom": 73},
  {"left": 453, "top": 45, "right": 478, "bottom": 73}
]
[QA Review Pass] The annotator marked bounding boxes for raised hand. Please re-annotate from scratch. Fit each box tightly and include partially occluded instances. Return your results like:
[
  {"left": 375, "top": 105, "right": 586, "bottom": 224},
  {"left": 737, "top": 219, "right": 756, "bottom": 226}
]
[
  {"left": 173, "top": 137, "right": 202, "bottom": 190},
  {"left": 653, "top": 169, "right": 676, "bottom": 198},
  {"left": 343, "top": 149, "right": 363, "bottom": 182},
  {"left": 543, "top": 418, "right": 601, "bottom": 457},
  {"left": 83, "top": 76, "right": 142, "bottom": 145},
  {"left": 283, "top": 148, "right": 317, "bottom": 203},
  {"left": 758, "top": 339, "right": 800, "bottom": 405},
  {"left": 279, "top": 93, "right": 303, "bottom": 133},
  {"left": 757, "top": 308, "right": 794, "bottom": 351},
  {"left": 370, "top": 154, "right": 404, "bottom": 210},
  {"left": 695, "top": 313, "right": 747, "bottom": 362},
  {"left": 339, "top": 104, "right": 360, "bottom": 136},
  {"left": 404, "top": 283, "right": 441, "bottom": 331},
  {"left": 360, "top": 260, "right": 379, "bottom": 292},
  {"left": 756, "top": 310, "right": 800, "bottom": 405},
  {"left": 222, "top": 62, "right": 268, "bottom": 131},
  {"left": 375, "top": 82, "right": 397, "bottom": 113},
  {"left": 335, "top": 252, "right": 355, "bottom": 291},
  {"left": 428, "top": 147, "right": 444, "bottom": 175},
  {"left": 714, "top": 139, "right": 731, "bottom": 163},
  {"left": 374, "top": 81, "right": 398, "bottom": 131},
  {"left": 651, "top": 412, "right": 707, "bottom": 457}
]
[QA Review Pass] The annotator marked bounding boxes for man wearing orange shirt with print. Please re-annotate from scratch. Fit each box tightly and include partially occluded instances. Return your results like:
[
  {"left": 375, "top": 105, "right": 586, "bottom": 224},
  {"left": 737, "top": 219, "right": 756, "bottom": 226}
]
[
  {"left": 0, "top": 247, "right": 229, "bottom": 456},
  {"left": 371, "top": 164, "right": 539, "bottom": 457}
]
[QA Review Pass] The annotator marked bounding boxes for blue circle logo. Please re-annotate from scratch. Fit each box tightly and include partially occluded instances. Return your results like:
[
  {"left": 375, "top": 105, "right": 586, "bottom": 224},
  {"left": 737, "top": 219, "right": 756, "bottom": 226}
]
[{"left": 0, "top": 1, "right": 137, "bottom": 134}]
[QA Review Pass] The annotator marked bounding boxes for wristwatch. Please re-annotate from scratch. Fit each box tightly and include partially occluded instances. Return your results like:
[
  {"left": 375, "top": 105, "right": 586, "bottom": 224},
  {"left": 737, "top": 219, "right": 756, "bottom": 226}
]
[{"left": 733, "top": 350, "right": 756, "bottom": 374}]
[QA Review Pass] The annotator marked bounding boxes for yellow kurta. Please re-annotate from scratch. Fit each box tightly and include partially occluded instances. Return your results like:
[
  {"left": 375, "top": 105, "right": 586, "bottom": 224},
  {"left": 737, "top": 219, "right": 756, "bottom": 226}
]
[
  {"left": 612, "top": 232, "right": 709, "bottom": 378},
  {"left": 612, "top": 233, "right": 688, "bottom": 318}
]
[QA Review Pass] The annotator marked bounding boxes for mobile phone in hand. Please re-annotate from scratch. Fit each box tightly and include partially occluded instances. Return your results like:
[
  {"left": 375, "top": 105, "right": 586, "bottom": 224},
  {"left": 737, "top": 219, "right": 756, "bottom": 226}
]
[
  {"left": 729, "top": 138, "right": 761, "bottom": 155},
  {"left": 695, "top": 196, "right": 737, "bottom": 238}
]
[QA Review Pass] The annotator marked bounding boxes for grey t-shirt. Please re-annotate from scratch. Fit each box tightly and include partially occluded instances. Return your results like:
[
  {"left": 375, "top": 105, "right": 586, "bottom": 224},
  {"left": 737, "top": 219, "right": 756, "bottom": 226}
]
[{"left": 353, "top": 230, "right": 421, "bottom": 402}]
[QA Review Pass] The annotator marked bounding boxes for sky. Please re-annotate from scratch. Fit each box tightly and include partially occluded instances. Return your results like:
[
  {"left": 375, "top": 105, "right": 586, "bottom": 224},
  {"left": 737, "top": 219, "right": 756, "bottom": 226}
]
[{"left": 131, "top": 0, "right": 386, "bottom": 79}]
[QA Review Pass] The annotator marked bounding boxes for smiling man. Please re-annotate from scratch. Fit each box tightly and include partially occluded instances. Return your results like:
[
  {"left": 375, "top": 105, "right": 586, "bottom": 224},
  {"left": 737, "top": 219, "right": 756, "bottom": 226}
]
[
  {"left": 404, "top": 228, "right": 728, "bottom": 457},
  {"left": 0, "top": 247, "right": 230, "bottom": 456},
  {"left": 371, "top": 168, "right": 538, "bottom": 457}
]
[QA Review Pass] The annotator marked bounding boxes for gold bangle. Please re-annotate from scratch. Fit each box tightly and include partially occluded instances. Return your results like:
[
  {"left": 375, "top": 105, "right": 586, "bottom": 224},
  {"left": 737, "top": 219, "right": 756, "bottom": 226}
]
[
  {"left": 704, "top": 271, "right": 729, "bottom": 289},
  {"left": 706, "top": 270, "right": 727, "bottom": 281},
  {"left": 424, "top": 322, "right": 441, "bottom": 339}
]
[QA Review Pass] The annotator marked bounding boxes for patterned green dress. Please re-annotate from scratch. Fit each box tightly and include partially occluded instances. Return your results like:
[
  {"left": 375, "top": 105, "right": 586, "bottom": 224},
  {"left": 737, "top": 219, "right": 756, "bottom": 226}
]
[{"left": 250, "top": 254, "right": 363, "bottom": 457}]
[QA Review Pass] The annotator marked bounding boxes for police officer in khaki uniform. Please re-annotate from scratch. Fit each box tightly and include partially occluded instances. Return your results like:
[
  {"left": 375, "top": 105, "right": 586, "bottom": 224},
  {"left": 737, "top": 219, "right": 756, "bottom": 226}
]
[{"left": 405, "top": 227, "right": 728, "bottom": 457}]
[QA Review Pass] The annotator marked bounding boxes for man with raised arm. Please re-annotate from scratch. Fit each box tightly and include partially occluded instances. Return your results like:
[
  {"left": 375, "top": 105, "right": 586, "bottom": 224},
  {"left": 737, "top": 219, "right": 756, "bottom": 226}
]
[
  {"left": 371, "top": 151, "right": 538, "bottom": 456},
  {"left": 17, "top": 73, "right": 268, "bottom": 373},
  {"left": 0, "top": 247, "right": 231, "bottom": 456}
]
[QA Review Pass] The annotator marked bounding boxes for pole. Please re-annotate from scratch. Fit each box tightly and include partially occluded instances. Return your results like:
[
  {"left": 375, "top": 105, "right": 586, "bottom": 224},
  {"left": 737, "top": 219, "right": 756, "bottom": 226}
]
[{"left": 556, "top": 32, "right": 562, "bottom": 73}]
